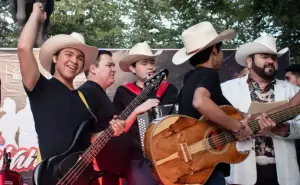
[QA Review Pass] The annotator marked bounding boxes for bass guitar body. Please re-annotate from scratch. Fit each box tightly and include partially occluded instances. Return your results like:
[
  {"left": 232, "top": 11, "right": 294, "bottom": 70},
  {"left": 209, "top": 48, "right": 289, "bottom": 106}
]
[
  {"left": 33, "top": 120, "right": 105, "bottom": 185},
  {"left": 144, "top": 106, "right": 250, "bottom": 185}
]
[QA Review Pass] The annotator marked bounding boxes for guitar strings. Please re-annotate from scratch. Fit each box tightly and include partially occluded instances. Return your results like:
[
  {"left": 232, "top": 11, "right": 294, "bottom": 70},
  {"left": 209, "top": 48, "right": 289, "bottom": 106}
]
[
  {"left": 177, "top": 106, "right": 300, "bottom": 152},
  {"left": 202, "top": 106, "right": 300, "bottom": 150},
  {"left": 58, "top": 80, "right": 159, "bottom": 184}
]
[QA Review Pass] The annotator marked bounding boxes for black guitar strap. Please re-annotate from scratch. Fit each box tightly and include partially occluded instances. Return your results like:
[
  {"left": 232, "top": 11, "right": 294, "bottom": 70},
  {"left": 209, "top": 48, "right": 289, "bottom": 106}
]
[
  {"left": 167, "top": 70, "right": 195, "bottom": 115},
  {"left": 167, "top": 84, "right": 183, "bottom": 115}
]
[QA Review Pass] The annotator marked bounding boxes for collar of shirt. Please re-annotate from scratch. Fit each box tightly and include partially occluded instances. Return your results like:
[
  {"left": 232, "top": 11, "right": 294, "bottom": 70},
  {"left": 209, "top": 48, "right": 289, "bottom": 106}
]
[{"left": 246, "top": 76, "right": 276, "bottom": 93}]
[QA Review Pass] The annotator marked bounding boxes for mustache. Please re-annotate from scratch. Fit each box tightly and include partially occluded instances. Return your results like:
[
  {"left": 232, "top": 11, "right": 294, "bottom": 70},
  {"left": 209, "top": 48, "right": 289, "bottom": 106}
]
[{"left": 264, "top": 64, "right": 275, "bottom": 69}]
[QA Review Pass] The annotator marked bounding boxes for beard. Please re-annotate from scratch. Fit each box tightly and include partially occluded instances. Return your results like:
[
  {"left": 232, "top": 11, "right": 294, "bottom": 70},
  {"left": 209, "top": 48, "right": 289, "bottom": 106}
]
[{"left": 252, "top": 61, "right": 277, "bottom": 81}]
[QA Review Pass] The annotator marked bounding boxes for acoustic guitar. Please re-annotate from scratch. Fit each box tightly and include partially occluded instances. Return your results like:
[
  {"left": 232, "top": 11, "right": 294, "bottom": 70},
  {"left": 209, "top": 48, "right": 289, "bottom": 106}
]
[{"left": 144, "top": 105, "right": 300, "bottom": 185}]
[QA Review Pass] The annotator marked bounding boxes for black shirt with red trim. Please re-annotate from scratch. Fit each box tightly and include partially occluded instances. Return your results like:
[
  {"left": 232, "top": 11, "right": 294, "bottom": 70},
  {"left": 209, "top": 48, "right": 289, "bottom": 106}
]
[{"left": 113, "top": 82, "right": 178, "bottom": 160}]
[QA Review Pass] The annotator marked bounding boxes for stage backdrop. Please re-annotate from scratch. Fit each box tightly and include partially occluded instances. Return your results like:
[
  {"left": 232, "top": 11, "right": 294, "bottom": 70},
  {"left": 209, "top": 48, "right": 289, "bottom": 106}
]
[{"left": 0, "top": 48, "right": 290, "bottom": 184}]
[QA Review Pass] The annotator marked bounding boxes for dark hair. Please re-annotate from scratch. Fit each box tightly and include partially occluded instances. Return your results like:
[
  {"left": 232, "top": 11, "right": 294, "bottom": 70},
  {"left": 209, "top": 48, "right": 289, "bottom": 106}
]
[
  {"left": 131, "top": 62, "right": 136, "bottom": 67},
  {"left": 50, "top": 49, "right": 62, "bottom": 75},
  {"left": 285, "top": 64, "right": 300, "bottom": 77},
  {"left": 84, "top": 50, "right": 113, "bottom": 76},
  {"left": 189, "top": 42, "right": 223, "bottom": 67},
  {"left": 246, "top": 54, "right": 255, "bottom": 65}
]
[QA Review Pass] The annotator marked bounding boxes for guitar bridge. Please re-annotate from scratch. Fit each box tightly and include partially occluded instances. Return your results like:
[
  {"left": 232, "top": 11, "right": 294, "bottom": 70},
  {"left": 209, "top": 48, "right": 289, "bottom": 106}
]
[{"left": 178, "top": 143, "right": 192, "bottom": 163}]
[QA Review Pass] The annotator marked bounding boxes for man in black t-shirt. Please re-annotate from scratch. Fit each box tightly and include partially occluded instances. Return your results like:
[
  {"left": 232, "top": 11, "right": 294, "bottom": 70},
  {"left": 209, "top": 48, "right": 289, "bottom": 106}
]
[
  {"left": 171, "top": 21, "right": 257, "bottom": 185},
  {"left": 114, "top": 41, "right": 178, "bottom": 185},
  {"left": 17, "top": 2, "right": 125, "bottom": 176}
]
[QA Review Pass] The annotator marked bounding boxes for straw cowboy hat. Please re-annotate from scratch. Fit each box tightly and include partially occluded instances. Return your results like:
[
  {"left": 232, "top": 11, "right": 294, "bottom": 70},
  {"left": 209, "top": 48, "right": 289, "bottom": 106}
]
[
  {"left": 172, "top": 21, "right": 235, "bottom": 65},
  {"left": 119, "top": 41, "right": 162, "bottom": 72},
  {"left": 235, "top": 35, "right": 289, "bottom": 67},
  {"left": 39, "top": 32, "right": 98, "bottom": 73}
]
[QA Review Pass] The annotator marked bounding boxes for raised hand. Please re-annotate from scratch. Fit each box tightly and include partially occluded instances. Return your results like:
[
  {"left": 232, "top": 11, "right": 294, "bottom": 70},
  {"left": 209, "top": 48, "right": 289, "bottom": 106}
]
[{"left": 32, "top": 2, "right": 47, "bottom": 23}]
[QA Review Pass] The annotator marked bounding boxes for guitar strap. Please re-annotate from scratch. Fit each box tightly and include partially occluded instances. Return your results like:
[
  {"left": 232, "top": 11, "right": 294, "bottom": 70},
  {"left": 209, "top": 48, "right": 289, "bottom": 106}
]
[
  {"left": 167, "top": 70, "right": 195, "bottom": 115},
  {"left": 78, "top": 91, "right": 98, "bottom": 122},
  {"left": 167, "top": 84, "right": 183, "bottom": 115},
  {"left": 36, "top": 91, "right": 98, "bottom": 164}
]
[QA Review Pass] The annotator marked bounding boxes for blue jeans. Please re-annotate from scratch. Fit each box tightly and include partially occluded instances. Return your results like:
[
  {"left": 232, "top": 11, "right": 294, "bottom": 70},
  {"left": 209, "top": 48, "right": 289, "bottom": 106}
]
[
  {"left": 205, "top": 170, "right": 226, "bottom": 185},
  {"left": 124, "top": 160, "right": 158, "bottom": 185}
]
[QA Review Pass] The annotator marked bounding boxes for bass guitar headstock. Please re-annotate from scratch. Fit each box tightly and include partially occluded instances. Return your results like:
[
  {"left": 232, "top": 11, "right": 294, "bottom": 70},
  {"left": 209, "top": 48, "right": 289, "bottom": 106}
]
[{"left": 144, "top": 69, "right": 169, "bottom": 91}]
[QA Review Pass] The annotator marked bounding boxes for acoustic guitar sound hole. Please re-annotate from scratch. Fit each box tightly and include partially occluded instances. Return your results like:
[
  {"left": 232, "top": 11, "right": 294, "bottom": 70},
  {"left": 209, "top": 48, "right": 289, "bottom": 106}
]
[{"left": 207, "top": 128, "right": 227, "bottom": 151}]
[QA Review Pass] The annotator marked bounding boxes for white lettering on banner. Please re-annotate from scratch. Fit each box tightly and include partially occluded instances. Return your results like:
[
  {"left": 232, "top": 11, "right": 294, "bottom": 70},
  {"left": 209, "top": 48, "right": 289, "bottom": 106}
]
[
  {"left": 0, "top": 144, "right": 38, "bottom": 172},
  {"left": 4, "top": 65, "right": 23, "bottom": 85},
  {"left": 12, "top": 67, "right": 22, "bottom": 80}
]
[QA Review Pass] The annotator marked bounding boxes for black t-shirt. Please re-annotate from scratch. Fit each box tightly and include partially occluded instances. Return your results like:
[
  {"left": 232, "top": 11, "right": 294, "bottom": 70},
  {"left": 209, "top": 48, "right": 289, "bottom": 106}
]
[
  {"left": 179, "top": 67, "right": 232, "bottom": 118},
  {"left": 178, "top": 67, "right": 231, "bottom": 176},
  {"left": 25, "top": 75, "right": 93, "bottom": 160},
  {"left": 113, "top": 82, "right": 178, "bottom": 160},
  {"left": 78, "top": 81, "right": 131, "bottom": 173}
]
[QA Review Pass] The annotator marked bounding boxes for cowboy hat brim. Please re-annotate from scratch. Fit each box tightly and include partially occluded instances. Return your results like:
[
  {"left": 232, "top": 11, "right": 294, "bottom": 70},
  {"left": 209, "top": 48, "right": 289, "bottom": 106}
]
[
  {"left": 39, "top": 34, "right": 98, "bottom": 73},
  {"left": 172, "top": 29, "right": 235, "bottom": 65},
  {"left": 235, "top": 42, "right": 289, "bottom": 67},
  {"left": 119, "top": 50, "right": 163, "bottom": 72}
]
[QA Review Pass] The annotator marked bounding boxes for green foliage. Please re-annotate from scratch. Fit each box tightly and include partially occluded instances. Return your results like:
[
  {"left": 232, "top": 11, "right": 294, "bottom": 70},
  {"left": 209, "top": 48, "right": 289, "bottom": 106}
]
[
  {"left": 0, "top": 0, "right": 17, "bottom": 47},
  {"left": 48, "top": 0, "right": 126, "bottom": 48}
]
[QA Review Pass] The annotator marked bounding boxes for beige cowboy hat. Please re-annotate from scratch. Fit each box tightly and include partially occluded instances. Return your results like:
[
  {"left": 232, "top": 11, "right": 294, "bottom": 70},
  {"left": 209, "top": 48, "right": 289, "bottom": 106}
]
[
  {"left": 235, "top": 35, "right": 289, "bottom": 67},
  {"left": 172, "top": 21, "right": 235, "bottom": 65},
  {"left": 119, "top": 41, "right": 163, "bottom": 72},
  {"left": 39, "top": 32, "right": 99, "bottom": 73}
]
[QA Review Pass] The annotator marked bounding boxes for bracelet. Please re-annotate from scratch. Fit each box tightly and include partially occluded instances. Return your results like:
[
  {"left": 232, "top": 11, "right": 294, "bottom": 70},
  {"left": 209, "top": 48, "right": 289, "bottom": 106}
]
[
  {"left": 284, "top": 125, "right": 291, "bottom": 137},
  {"left": 232, "top": 121, "right": 245, "bottom": 135}
]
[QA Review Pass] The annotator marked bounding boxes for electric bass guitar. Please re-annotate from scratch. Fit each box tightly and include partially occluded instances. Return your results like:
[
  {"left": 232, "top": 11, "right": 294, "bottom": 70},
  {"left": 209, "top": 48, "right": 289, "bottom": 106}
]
[
  {"left": 33, "top": 69, "right": 169, "bottom": 185},
  {"left": 144, "top": 104, "right": 300, "bottom": 185}
]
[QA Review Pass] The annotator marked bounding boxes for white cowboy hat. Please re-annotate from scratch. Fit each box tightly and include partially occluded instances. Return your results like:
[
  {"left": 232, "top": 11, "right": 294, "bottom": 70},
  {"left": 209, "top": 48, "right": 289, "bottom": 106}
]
[
  {"left": 39, "top": 32, "right": 99, "bottom": 73},
  {"left": 172, "top": 21, "right": 235, "bottom": 65},
  {"left": 235, "top": 35, "right": 289, "bottom": 67},
  {"left": 119, "top": 41, "right": 162, "bottom": 72}
]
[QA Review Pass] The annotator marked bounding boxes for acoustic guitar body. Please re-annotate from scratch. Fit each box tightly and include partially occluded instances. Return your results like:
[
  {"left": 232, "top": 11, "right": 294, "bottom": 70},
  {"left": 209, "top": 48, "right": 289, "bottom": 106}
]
[{"left": 144, "top": 106, "right": 250, "bottom": 185}]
